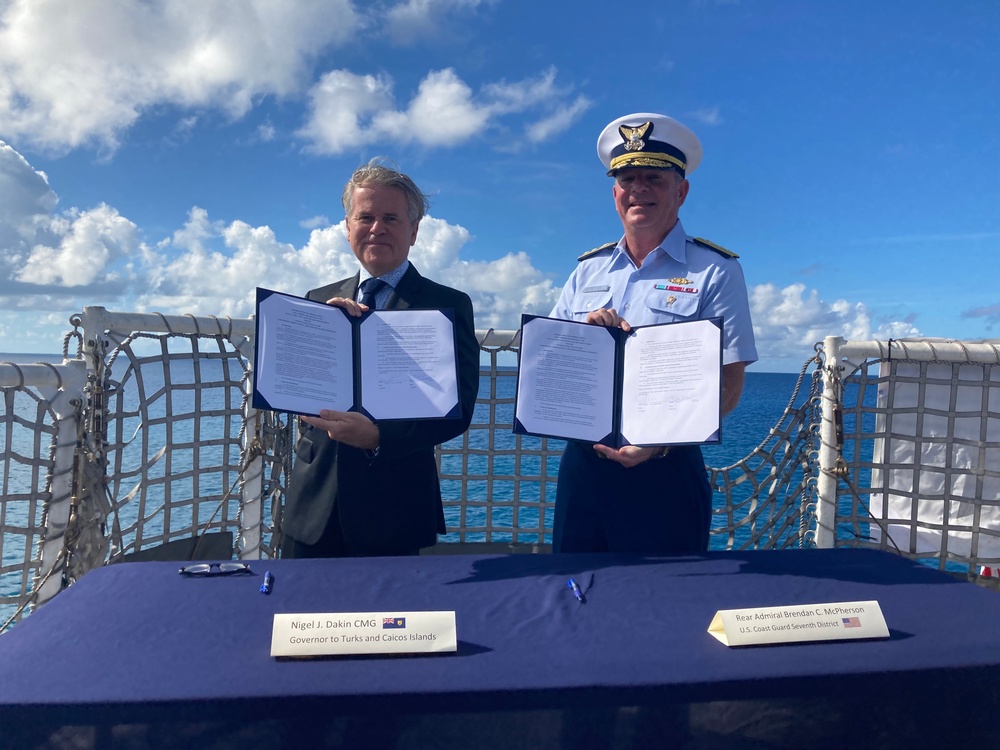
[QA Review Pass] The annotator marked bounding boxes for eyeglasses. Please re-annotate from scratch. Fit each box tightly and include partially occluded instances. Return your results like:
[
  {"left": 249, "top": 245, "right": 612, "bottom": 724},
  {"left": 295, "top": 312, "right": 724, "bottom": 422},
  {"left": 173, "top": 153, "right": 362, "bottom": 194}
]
[{"left": 178, "top": 562, "right": 253, "bottom": 577}]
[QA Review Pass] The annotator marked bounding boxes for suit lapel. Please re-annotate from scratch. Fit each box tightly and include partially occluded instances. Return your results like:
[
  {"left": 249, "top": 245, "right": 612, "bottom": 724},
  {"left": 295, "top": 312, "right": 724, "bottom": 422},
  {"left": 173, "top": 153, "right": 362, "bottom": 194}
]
[
  {"left": 385, "top": 265, "right": 423, "bottom": 310},
  {"left": 309, "top": 273, "right": 360, "bottom": 303}
]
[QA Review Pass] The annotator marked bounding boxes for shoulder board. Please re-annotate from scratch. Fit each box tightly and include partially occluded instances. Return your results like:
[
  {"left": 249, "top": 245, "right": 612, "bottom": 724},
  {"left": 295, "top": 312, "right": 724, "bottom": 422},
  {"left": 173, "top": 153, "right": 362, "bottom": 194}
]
[
  {"left": 693, "top": 237, "right": 739, "bottom": 258},
  {"left": 577, "top": 242, "right": 617, "bottom": 261}
]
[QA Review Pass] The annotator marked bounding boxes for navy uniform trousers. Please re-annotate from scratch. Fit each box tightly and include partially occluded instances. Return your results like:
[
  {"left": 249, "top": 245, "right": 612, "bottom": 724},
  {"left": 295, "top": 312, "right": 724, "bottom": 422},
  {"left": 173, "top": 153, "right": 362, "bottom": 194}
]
[{"left": 553, "top": 442, "right": 712, "bottom": 555}]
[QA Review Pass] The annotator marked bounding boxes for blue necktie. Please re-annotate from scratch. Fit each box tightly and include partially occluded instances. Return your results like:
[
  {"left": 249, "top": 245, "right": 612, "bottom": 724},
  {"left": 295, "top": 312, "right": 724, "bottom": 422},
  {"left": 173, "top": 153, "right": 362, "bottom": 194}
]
[{"left": 359, "top": 278, "right": 387, "bottom": 309}]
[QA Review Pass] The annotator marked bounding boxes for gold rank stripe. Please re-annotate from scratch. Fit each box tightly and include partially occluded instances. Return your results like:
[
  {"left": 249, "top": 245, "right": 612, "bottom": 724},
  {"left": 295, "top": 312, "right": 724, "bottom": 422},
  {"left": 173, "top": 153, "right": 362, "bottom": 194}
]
[
  {"left": 693, "top": 237, "right": 739, "bottom": 258},
  {"left": 609, "top": 151, "right": 686, "bottom": 171},
  {"left": 577, "top": 242, "right": 617, "bottom": 261}
]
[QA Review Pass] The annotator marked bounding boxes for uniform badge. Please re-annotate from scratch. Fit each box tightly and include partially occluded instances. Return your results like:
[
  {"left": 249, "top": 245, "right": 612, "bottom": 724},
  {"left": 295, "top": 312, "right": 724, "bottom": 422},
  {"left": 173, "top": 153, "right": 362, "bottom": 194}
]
[
  {"left": 657, "top": 282, "right": 698, "bottom": 294},
  {"left": 667, "top": 296, "right": 677, "bottom": 305},
  {"left": 619, "top": 122, "right": 653, "bottom": 152}
]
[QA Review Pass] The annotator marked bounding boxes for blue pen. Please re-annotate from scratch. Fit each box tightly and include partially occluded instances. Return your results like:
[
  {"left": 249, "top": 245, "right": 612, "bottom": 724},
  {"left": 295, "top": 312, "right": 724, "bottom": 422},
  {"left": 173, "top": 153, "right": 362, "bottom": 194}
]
[
  {"left": 260, "top": 571, "right": 273, "bottom": 595},
  {"left": 568, "top": 578, "right": 585, "bottom": 603}
]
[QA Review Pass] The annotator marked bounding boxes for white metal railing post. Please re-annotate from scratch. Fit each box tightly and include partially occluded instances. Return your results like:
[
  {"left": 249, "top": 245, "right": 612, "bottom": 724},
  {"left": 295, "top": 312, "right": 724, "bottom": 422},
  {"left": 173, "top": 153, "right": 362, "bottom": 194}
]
[
  {"left": 815, "top": 336, "right": 844, "bottom": 548},
  {"left": 239, "top": 353, "right": 264, "bottom": 558},
  {"left": 34, "top": 360, "right": 88, "bottom": 604}
]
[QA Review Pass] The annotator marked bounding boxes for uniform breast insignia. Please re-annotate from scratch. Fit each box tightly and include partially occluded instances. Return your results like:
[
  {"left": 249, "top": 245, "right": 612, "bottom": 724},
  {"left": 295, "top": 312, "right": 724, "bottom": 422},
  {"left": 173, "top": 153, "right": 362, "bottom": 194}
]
[
  {"left": 577, "top": 242, "right": 617, "bottom": 261},
  {"left": 693, "top": 237, "right": 739, "bottom": 258},
  {"left": 669, "top": 277, "right": 692, "bottom": 285},
  {"left": 656, "top": 282, "right": 699, "bottom": 294}
]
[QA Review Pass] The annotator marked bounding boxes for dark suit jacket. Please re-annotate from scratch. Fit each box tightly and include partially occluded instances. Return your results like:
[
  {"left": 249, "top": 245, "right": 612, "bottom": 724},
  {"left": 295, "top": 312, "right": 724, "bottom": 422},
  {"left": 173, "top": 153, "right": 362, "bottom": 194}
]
[{"left": 281, "top": 265, "right": 479, "bottom": 555}]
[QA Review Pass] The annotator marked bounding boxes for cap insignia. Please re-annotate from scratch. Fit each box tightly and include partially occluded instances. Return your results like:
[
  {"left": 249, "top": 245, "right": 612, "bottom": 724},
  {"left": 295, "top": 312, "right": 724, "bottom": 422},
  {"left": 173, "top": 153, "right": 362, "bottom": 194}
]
[{"left": 619, "top": 122, "right": 653, "bottom": 153}]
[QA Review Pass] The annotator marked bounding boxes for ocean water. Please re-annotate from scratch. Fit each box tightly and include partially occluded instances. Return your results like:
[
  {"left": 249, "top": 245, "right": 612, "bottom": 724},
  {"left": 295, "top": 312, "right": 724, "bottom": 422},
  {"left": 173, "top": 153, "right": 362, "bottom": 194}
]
[{"left": 436, "top": 370, "right": 810, "bottom": 545}]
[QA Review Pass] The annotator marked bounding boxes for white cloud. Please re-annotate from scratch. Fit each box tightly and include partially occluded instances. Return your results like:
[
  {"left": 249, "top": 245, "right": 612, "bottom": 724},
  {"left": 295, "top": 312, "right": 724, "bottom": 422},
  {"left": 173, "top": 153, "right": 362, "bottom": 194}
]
[
  {"left": 748, "top": 282, "right": 923, "bottom": 366},
  {"left": 298, "top": 67, "right": 586, "bottom": 154},
  {"left": 1, "top": 140, "right": 145, "bottom": 292},
  {"left": 445, "top": 252, "right": 560, "bottom": 329},
  {"left": 384, "top": 0, "right": 493, "bottom": 45},
  {"left": 393, "top": 69, "right": 490, "bottom": 145},
  {"left": 143, "top": 208, "right": 558, "bottom": 330},
  {"left": 526, "top": 95, "right": 594, "bottom": 143},
  {"left": 257, "top": 121, "right": 277, "bottom": 142},
  {"left": 0, "top": 0, "right": 360, "bottom": 152},
  {"left": 873, "top": 319, "right": 923, "bottom": 339},
  {"left": 689, "top": 107, "right": 723, "bottom": 127},
  {"left": 296, "top": 70, "right": 396, "bottom": 153},
  {"left": 0, "top": 141, "right": 57, "bottom": 253},
  {"left": 299, "top": 215, "right": 331, "bottom": 230},
  {"left": 0, "top": 142, "right": 927, "bottom": 365},
  {"left": 1, "top": 2, "right": 582, "bottom": 156},
  {"left": 16, "top": 204, "right": 142, "bottom": 287}
]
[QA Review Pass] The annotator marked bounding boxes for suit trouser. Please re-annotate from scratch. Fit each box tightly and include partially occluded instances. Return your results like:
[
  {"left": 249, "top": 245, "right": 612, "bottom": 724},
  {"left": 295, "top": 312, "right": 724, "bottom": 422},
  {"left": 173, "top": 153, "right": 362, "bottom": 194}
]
[{"left": 281, "top": 510, "right": 420, "bottom": 558}]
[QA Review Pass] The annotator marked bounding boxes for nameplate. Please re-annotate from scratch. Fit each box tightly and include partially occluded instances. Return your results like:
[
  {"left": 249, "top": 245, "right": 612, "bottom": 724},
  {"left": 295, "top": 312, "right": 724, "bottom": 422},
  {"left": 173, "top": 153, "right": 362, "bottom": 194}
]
[
  {"left": 708, "top": 600, "right": 889, "bottom": 647},
  {"left": 270, "top": 610, "right": 457, "bottom": 658}
]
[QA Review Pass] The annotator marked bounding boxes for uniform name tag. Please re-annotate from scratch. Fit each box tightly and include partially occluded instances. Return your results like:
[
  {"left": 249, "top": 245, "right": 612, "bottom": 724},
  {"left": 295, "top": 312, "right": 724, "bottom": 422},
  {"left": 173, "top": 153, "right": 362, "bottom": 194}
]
[
  {"left": 708, "top": 600, "right": 888, "bottom": 647},
  {"left": 271, "top": 610, "right": 457, "bottom": 658},
  {"left": 582, "top": 285, "right": 611, "bottom": 293}
]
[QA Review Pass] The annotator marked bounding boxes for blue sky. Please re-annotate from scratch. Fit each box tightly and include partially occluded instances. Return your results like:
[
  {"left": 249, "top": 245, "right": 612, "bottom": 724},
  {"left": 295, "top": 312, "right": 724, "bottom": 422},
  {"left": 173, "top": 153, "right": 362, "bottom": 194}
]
[{"left": 1, "top": 0, "right": 998, "bottom": 372}]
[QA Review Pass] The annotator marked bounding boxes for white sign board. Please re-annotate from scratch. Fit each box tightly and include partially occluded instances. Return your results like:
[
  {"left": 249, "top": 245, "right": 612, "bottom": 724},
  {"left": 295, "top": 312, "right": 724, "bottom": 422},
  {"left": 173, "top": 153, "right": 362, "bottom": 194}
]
[
  {"left": 708, "top": 600, "right": 888, "bottom": 647},
  {"left": 271, "top": 610, "right": 457, "bottom": 658}
]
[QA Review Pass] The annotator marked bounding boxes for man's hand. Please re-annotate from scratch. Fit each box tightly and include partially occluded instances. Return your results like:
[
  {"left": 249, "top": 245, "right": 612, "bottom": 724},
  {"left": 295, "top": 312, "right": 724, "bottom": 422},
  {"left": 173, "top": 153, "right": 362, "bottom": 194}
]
[
  {"left": 593, "top": 444, "right": 668, "bottom": 468},
  {"left": 301, "top": 410, "right": 380, "bottom": 450},
  {"left": 324, "top": 296, "right": 368, "bottom": 317},
  {"left": 585, "top": 307, "right": 632, "bottom": 332}
]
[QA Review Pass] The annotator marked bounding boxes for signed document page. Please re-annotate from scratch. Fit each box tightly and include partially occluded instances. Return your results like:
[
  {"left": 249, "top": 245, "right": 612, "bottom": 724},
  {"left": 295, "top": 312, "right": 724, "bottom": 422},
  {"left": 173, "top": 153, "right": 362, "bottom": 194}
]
[
  {"left": 358, "top": 309, "right": 459, "bottom": 420},
  {"left": 253, "top": 288, "right": 460, "bottom": 419},
  {"left": 254, "top": 290, "right": 354, "bottom": 416},
  {"left": 514, "top": 315, "right": 722, "bottom": 446},
  {"left": 620, "top": 318, "right": 722, "bottom": 446},
  {"left": 514, "top": 316, "right": 616, "bottom": 443}
]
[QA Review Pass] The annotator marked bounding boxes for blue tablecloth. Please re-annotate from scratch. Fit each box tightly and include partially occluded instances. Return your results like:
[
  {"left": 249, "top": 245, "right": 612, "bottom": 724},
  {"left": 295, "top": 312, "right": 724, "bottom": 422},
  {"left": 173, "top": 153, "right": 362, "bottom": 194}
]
[{"left": 2, "top": 548, "right": 1000, "bottom": 730}]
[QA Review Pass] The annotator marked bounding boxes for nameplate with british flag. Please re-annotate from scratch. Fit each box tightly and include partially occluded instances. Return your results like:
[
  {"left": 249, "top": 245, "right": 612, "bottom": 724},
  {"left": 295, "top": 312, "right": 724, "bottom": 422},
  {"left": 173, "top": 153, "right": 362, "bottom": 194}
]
[{"left": 271, "top": 610, "right": 457, "bottom": 657}]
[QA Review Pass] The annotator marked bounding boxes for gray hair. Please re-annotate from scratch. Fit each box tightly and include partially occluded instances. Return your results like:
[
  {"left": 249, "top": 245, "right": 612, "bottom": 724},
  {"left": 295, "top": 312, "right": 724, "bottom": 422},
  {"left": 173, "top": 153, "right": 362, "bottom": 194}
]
[{"left": 342, "top": 157, "right": 430, "bottom": 224}]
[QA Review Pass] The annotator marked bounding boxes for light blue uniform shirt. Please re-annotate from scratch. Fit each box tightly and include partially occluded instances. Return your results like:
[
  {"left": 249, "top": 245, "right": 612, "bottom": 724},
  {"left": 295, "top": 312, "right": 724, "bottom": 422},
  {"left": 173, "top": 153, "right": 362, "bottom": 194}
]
[{"left": 550, "top": 220, "right": 758, "bottom": 366}]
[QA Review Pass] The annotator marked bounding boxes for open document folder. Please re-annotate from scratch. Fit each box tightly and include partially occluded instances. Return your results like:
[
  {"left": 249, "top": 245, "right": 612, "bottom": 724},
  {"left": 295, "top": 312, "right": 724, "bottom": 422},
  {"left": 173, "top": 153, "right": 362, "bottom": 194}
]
[
  {"left": 513, "top": 314, "right": 722, "bottom": 447},
  {"left": 252, "top": 288, "right": 461, "bottom": 420}
]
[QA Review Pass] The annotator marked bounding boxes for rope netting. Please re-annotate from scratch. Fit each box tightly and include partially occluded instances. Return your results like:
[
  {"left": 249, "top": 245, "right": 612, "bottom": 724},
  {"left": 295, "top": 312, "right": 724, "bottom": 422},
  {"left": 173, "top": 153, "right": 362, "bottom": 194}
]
[
  {"left": 0, "top": 360, "right": 84, "bottom": 629},
  {"left": 0, "top": 383, "right": 59, "bottom": 628},
  {"left": 819, "top": 338, "right": 1000, "bottom": 582},
  {"left": 436, "top": 333, "right": 559, "bottom": 551},
  {"left": 708, "top": 356, "right": 822, "bottom": 550}
]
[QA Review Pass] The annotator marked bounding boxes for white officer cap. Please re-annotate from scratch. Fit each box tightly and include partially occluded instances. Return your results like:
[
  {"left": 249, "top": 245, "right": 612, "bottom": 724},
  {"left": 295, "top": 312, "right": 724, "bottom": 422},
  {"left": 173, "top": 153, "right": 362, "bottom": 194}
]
[{"left": 597, "top": 112, "right": 702, "bottom": 177}]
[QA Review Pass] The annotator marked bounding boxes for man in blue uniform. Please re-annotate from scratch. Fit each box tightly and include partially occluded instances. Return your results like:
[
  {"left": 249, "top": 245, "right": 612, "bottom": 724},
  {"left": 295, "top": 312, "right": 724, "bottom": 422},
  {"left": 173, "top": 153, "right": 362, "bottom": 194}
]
[{"left": 550, "top": 112, "right": 758, "bottom": 555}]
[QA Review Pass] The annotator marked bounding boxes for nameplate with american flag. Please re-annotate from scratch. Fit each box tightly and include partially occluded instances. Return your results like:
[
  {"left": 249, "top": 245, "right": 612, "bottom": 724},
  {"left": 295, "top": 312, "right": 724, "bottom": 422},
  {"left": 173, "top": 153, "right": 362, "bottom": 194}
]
[
  {"left": 270, "top": 610, "right": 457, "bottom": 658},
  {"left": 708, "top": 600, "right": 888, "bottom": 647}
]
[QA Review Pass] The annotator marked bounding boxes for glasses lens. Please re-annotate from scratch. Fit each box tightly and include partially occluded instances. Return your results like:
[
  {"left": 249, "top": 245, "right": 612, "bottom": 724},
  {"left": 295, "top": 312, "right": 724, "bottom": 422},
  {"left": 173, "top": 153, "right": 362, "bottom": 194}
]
[
  {"left": 218, "top": 563, "right": 250, "bottom": 574},
  {"left": 179, "top": 563, "right": 213, "bottom": 575}
]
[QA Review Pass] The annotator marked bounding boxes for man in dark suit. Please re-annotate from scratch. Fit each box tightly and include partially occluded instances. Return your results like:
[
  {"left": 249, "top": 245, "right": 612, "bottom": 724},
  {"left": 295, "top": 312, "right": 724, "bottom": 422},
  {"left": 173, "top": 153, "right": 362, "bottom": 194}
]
[{"left": 280, "top": 158, "right": 479, "bottom": 558}]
